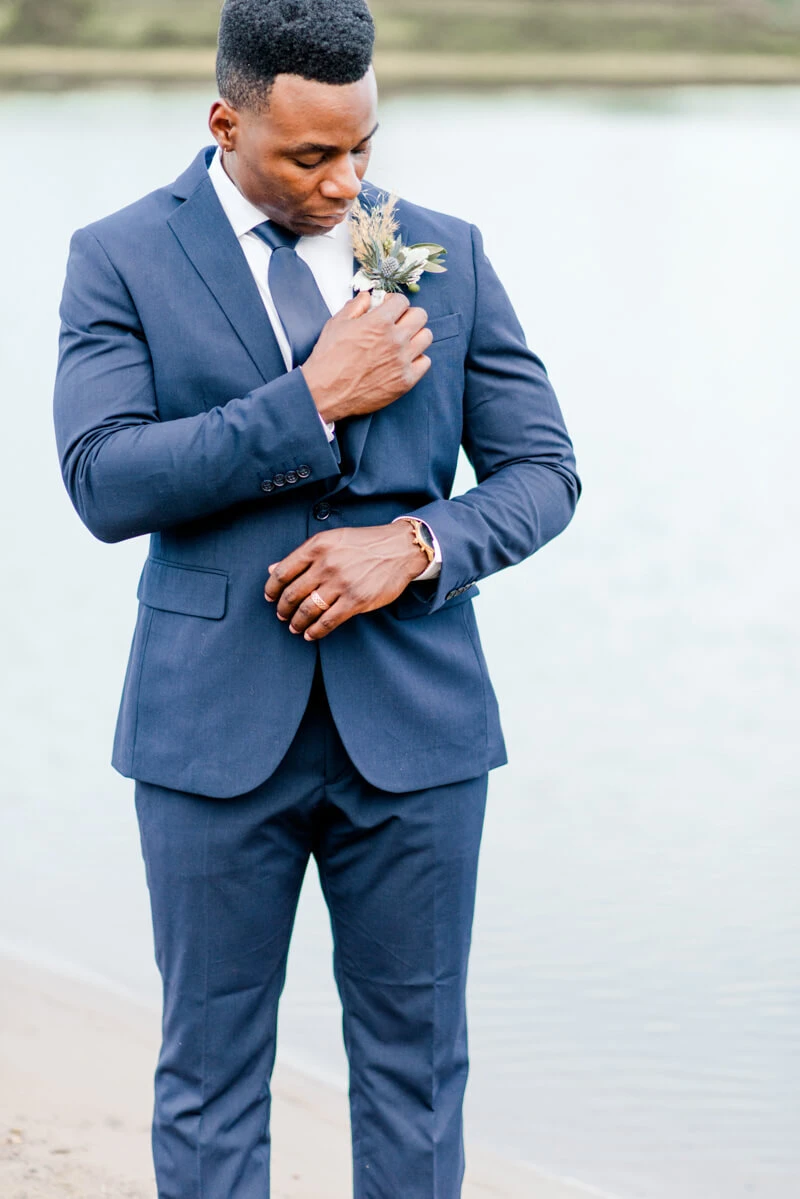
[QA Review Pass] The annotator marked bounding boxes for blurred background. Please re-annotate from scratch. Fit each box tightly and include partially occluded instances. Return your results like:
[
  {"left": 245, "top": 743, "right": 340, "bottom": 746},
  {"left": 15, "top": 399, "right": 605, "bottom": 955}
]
[
  {"left": 1, "top": 0, "right": 800, "bottom": 58},
  {"left": 1, "top": 4, "right": 799, "bottom": 1199},
  {"left": 2, "top": 0, "right": 800, "bottom": 85}
]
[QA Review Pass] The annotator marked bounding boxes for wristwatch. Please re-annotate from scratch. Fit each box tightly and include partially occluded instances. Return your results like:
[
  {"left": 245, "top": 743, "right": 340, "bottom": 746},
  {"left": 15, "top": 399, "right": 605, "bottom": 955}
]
[{"left": 397, "top": 517, "right": 435, "bottom": 567}]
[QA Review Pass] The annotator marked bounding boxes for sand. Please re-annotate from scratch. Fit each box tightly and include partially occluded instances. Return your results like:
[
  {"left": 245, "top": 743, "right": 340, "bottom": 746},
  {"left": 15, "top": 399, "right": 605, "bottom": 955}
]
[{"left": 0, "top": 953, "right": 597, "bottom": 1199}]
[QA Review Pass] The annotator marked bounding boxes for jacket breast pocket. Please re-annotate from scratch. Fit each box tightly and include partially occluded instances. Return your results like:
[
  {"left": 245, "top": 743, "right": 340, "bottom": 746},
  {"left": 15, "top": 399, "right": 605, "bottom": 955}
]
[
  {"left": 137, "top": 558, "right": 228, "bottom": 620},
  {"left": 426, "top": 313, "right": 463, "bottom": 344}
]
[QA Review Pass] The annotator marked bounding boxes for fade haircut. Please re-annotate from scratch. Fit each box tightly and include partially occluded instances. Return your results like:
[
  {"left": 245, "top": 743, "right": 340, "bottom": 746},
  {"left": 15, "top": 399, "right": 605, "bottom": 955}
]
[{"left": 217, "top": 0, "right": 375, "bottom": 111}]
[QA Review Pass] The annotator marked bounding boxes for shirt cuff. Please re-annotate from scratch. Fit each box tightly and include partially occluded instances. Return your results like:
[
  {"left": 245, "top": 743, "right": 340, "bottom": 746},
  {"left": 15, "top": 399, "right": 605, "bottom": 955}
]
[
  {"left": 393, "top": 517, "right": 443, "bottom": 581},
  {"left": 319, "top": 414, "right": 336, "bottom": 442}
]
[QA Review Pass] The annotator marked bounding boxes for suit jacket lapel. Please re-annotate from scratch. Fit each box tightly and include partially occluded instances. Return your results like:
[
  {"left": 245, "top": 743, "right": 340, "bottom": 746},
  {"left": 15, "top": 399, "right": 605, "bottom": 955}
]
[
  {"left": 167, "top": 152, "right": 285, "bottom": 385},
  {"left": 313, "top": 197, "right": 376, "bottom": 491},
  {"left": 332, "top": 190, "right": 432, "bottom": 494},
  {"left": 329, "top": 408, "right": 372, "bottom": 496},
  {"left": 166, "top": 158, "right": 407, "bottom": 490}
]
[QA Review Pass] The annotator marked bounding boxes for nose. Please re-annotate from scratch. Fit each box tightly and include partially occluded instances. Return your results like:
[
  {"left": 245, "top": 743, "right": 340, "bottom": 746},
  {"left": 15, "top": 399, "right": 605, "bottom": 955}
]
[{"left": 319, "top": 155, "right": 363, "bottom": 203}]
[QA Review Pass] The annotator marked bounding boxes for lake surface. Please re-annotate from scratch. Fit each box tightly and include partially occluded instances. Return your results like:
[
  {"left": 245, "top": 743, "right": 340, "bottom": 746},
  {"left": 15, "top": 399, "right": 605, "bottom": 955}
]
[{"left": 1, "top": 85, "right": 798, "bottom": 1199}]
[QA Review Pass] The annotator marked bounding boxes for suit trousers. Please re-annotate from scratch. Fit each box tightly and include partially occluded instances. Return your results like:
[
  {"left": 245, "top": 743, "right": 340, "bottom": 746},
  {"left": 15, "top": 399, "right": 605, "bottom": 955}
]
[{"left": 135, "top": 663, "right": 488, "bottom": 1199}]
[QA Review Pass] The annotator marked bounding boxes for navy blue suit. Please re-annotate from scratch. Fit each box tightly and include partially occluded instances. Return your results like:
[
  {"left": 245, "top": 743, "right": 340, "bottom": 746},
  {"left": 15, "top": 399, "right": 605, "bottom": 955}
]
[{"left": 54, "top": 147, "right": 579, "bottom": 1197}]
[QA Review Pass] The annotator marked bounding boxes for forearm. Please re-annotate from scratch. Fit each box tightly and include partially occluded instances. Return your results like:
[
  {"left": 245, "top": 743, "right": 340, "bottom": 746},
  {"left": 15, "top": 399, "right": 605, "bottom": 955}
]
[
  {"left": 406, "top": 457, "right": 578, "bottom": 606},
  {"left": 399, "top": 221, "right": 580, "bottom": 613},
  {"left": 54, "top": 227, "right": 340, "bottom": 543},
  {"left": 57, "top": 369, "right": 340, "bottom": 543}
]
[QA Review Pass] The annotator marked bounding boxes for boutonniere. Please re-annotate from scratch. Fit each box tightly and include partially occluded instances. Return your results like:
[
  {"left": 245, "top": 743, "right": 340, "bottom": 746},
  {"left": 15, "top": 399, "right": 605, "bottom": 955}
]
[{"left": 349, "top": 192, "right": 447, "bottom": 303}]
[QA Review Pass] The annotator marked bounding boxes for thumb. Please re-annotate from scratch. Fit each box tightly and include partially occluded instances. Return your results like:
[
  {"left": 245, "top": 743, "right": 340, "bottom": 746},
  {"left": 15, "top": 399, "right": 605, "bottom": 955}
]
[{"left": 339, "top": 291, "right": 372, "bottom": 320}]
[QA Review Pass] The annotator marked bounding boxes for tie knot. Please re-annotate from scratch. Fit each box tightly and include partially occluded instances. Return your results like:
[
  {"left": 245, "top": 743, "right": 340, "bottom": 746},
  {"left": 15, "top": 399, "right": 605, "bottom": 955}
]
[{"left": 252, "top": 221, "right": 300, "bottom": 252}]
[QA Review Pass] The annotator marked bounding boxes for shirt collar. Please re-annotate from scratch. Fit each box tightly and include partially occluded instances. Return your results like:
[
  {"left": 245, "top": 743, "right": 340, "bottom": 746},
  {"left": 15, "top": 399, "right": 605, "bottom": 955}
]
[{"left": 208, "top": 147, "right": 345, "bottom": 243}]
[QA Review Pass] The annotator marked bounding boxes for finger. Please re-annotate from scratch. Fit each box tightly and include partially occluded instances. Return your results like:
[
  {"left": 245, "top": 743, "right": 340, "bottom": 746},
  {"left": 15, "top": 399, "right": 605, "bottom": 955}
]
[
  {"left": 408, "top": 327, "right": 434, "bottom": 359},
  {"left": 264, "top": 541, "right": 319, "bottom": 604},
  {"left": 288, "top": 588, "right": 340, "bottom": 635},
  {"left": 396, "top": 306, "right": 429, "bottom": 338},
  {"left": 407, "top": 354, "right": 432, "bottom": 387},
  {"left": 303, "top": 597, "right": 351, "bottom": 642},
  {"left": 374, "top": 293, "right": 411, "bottom": 323},
  {"left": 338, "top": 291, "right": 372, "bottom": 320},
  {"left": 276, "top": 573, "right": 323, "bottom": 623}
]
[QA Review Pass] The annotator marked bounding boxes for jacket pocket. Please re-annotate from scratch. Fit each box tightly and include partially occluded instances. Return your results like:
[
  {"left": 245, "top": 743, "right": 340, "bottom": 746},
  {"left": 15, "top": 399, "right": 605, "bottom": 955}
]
[
  {"left": 427, "top": 313, "right": 463, "bottom": 343},
  {"left": 137, "top": 558, "right": 228, "bottom": 620}
]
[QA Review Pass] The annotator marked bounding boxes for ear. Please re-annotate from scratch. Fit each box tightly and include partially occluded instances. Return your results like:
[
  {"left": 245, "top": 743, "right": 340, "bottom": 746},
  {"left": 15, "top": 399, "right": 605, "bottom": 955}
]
[{"left": 209, "top": 100, "right": 239, "bottom": 153}]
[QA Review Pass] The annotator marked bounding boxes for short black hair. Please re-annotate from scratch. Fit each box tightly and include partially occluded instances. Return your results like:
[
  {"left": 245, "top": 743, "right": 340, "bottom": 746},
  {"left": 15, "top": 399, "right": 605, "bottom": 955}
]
[{"left": 217, "top": 0, "right": 375, "bottom": 111}]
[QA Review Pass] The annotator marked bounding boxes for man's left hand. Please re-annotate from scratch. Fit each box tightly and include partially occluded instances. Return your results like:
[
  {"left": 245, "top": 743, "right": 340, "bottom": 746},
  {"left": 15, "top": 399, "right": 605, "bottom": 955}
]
[{"left": 265, "top": 524, "right": 428, "bottom": 640}]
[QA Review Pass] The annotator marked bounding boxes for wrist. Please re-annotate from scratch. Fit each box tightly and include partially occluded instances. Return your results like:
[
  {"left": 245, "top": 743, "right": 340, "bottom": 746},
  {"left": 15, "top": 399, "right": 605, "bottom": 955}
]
[
  {"left": 301, "top": 361, "right": 342, "bottom": 424},
  {"left": 394, "top": 517, "right": 435, "bottom": 577}
]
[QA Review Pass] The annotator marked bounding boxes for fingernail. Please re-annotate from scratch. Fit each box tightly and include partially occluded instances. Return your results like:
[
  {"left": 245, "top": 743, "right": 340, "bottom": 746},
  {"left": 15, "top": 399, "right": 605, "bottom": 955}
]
[
  {"left": 264, "top": 594, "right": 274, "bottom": 603},
  {"left": 290, "top": 626, "right": 299, "bottom": 635},
  {"left": 268, "top": 564, "right": 277, "bottom": 572},
  {"left": 277, "top": 614, "right": 287, "bottom": 622},
  {"left": 304, "top": 633, "right": 314, "bottom": 641}
]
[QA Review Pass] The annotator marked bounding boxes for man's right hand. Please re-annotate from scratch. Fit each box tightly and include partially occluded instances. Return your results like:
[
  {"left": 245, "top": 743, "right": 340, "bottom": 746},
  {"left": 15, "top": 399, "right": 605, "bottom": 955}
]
[{"left": 301, "top": 292, "right": 433, "bottom": 424}]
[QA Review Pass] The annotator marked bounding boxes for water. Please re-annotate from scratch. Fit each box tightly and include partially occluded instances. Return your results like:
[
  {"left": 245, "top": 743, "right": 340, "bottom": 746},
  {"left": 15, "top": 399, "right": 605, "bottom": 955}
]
[{"left": 2, "top": 85, "right": 799, "bottom": 1199}]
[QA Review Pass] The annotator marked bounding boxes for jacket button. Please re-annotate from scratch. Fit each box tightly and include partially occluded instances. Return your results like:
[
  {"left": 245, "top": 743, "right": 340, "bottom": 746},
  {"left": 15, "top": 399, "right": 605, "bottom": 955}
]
[
  {"left": 273, "top": 473, "right": 286, "bottom": 487},
  {"left": 313, "top": 501, "right": 331, "bottom": 521},
  {"left": 260, "top": 479, "right": 275, "bottom": 494},
  {"left": 297, "top": 465, "right": 311, "bottom": 479},
  {"left": 285, "top": 470, "right": 298, "bottom": 485}
]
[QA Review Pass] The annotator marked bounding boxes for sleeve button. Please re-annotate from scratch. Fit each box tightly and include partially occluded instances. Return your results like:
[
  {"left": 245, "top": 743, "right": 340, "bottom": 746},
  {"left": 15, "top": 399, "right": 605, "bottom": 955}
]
[
  {"left": 297, "top": 465, "right": 311, "bottom": 479},
  {"left": 273, "top": 473, "right": 286, "bottom": 487},
  {"left": 260, "top": 479, "right": 275, "bottom": 494},
  {"left": 285, "top": 470, "right": 298, "bottom": 485}
]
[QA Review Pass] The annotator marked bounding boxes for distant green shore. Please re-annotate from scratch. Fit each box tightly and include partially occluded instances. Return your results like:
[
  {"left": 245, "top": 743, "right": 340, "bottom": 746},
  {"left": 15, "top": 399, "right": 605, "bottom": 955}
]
[
  {"left": 2, "top": 46, "right": 800, "bottom": 90},
  {"left": 3, "top": 0, "right": 800, "bottom": 88}
]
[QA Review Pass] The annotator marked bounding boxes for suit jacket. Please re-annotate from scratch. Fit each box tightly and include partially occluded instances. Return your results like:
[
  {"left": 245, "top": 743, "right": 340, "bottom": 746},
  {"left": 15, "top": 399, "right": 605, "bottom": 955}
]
[{"left": 54, "top": 147, "right": 580, "bottom": 798}]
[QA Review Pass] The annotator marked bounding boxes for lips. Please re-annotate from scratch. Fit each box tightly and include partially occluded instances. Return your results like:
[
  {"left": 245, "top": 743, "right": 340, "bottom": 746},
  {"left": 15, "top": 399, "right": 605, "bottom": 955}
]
[{"left": 306, "top": 210, "right": 351, "bottom": 225}]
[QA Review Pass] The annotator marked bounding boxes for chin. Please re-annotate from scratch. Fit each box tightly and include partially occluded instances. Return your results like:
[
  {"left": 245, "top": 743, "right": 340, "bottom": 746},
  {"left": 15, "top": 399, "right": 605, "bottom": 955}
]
[{"left": 300, "top": 217, "right": 345, "bottom": 236}]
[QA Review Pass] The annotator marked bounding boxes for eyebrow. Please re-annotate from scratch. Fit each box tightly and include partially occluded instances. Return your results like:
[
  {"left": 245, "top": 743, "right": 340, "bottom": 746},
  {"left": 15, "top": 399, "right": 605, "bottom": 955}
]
[{"left": 289, "top": 123, "right": 380, "bottom": 156}]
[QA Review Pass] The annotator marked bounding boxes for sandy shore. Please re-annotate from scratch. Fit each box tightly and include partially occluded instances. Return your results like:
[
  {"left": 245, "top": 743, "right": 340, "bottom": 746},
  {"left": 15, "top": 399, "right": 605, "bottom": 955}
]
[
  {"left": 1, "top": 46, "right": 800, "bottom": 89},
  {"left": 0, "top": 953, "right": 597, "bottom": 1199}
]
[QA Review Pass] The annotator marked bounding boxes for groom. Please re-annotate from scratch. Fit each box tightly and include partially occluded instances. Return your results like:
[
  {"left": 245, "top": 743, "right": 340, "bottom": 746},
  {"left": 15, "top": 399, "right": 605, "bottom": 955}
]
[{"left": 54, "top": 0, "right": 579, "bottom": 1194}]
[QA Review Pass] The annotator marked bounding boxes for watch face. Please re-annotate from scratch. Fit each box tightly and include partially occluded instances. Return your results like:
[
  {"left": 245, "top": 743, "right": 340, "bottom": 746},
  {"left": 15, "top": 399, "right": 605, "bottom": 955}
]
[{"left": 417, "top": 522, "right": 434, "bottom": 552}]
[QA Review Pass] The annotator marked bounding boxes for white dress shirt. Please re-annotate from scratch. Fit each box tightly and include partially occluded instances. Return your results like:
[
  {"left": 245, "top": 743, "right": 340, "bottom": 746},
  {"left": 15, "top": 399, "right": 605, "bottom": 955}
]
[{"left": 207, "top": 149, "right": 441, "bottom": 581}]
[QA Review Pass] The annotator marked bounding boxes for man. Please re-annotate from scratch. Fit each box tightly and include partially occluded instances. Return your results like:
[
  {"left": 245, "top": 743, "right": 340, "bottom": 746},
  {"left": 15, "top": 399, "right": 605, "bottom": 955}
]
[{"left": 54, "top": 0, "right": 579, "bottom": 1194}]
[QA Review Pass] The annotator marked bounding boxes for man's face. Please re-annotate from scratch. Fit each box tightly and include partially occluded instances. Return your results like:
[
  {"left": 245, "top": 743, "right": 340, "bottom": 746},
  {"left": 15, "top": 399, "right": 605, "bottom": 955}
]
[{"left": 209, "top": 70, "right": 378, "bottom": 237}]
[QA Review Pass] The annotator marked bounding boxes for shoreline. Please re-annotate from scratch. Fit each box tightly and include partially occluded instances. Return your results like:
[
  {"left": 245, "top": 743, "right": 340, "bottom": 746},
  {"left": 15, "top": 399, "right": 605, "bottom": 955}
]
[
  {"left": 0, "top": 949, "right": 612, "bottom": 1199},
  {"left": 1, "top": 46, "right": 800, "bottom": 90}
]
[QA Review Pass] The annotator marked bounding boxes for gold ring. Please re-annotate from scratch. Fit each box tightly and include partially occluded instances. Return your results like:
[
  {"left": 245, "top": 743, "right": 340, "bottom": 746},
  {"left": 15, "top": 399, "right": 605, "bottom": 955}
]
[{"left": 310, "top": 590, "right": 330, "bottom": 612}]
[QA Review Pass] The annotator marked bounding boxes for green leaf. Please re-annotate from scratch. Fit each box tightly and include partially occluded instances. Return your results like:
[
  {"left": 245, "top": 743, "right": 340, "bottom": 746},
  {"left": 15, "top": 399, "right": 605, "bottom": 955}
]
[{"left": 409, "top": 243, "right": 447, "bottom": 256}]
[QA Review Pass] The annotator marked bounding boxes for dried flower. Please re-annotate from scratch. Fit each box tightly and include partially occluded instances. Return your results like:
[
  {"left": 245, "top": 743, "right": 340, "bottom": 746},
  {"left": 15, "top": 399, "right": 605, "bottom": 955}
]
[{"left": 349, "top": 193, "right": 447, "bottom": 296}]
